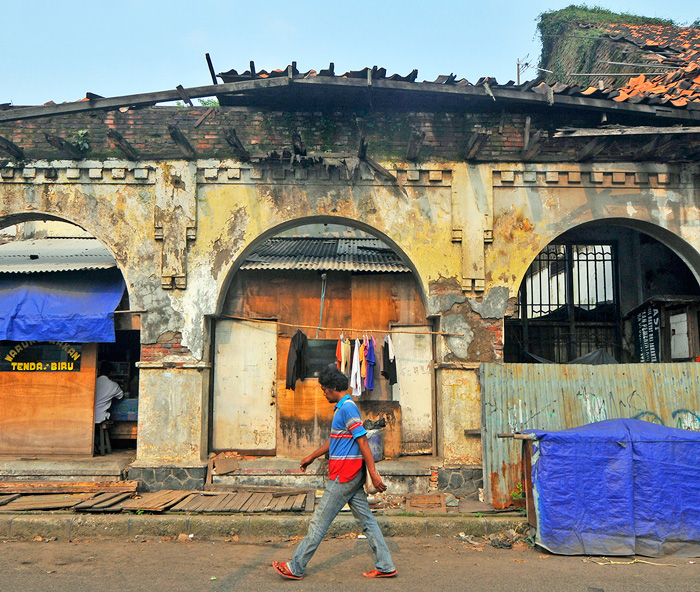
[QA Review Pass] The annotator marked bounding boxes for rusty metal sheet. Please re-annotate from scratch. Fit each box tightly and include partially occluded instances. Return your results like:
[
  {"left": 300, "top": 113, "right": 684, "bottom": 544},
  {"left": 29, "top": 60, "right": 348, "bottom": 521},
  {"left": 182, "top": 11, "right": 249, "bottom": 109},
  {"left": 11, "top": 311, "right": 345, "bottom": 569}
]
[{"left": 480, "top": 362, "right": 700, "bottom": 509}]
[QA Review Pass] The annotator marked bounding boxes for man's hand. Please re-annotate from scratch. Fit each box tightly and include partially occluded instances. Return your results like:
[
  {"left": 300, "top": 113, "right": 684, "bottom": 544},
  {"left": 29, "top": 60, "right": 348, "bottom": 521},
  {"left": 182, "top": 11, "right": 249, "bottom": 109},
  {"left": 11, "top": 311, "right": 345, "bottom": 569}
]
[
  {"left": 369, "top": 470, "right": 388, "bottom": 493},
  {"left": 299, "top": 455, "right": 315, "bottom": 473}
]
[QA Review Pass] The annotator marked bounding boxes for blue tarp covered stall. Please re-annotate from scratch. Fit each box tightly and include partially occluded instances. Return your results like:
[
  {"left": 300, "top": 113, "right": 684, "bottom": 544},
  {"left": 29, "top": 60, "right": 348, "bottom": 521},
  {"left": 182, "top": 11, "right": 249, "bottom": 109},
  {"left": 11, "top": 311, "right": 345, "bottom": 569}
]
[
  {"left": 0, "top": 269, "right": 125, "bottom": 342},
  {"left": 525, "top": 419, "right": 700, "bottom": 557}
]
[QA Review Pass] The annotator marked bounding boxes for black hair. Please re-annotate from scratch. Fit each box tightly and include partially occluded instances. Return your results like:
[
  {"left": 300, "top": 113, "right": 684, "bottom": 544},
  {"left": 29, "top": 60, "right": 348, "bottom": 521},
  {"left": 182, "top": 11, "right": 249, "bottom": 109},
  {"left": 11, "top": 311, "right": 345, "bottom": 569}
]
[
  {"left": 318, "top": 364, "right": 349, "bottom": 392},
  {"left": 99, "top": 361, "right": 114, "bottom": 376}
]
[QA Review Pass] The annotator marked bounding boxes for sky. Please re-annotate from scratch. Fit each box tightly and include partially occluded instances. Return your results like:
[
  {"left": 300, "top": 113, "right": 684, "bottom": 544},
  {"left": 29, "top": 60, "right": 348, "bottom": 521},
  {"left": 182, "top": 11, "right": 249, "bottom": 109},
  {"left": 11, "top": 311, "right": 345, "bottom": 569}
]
[{"left": 1, "top": 0, "right": 697, "bottom": 106}]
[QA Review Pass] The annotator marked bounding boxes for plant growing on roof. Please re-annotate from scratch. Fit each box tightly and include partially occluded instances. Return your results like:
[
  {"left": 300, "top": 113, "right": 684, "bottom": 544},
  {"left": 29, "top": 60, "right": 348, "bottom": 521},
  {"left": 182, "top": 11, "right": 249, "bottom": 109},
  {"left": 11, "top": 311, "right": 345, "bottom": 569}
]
[{"left": 71, "top": 129, "right": 91, "bottom": 154}]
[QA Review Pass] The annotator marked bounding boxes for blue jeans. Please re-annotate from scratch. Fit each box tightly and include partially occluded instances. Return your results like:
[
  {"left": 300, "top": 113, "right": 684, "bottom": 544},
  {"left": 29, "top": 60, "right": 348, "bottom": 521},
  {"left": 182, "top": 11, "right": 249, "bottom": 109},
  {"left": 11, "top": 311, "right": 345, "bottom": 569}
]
[{"left": 289, "top": 470, "right": 395, "bottom": 576}]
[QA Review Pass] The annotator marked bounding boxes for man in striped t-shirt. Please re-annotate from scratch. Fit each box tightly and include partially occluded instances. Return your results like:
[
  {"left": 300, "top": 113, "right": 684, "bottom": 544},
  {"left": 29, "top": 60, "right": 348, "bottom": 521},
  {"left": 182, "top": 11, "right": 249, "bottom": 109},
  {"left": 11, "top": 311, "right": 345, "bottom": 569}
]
[{"left": 273, "top": 365, "right": 396, "bottom": 580}]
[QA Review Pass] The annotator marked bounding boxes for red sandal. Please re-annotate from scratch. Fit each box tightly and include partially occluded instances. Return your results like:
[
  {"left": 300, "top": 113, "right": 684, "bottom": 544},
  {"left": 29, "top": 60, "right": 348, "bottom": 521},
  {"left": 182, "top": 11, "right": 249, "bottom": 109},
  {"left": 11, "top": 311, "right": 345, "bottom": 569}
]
[
  {"left": 273, "top": 561, "right": 303, "bottom": 580},
  {"left": 363, "top": 569, "right": 398, "bottom": 578}
]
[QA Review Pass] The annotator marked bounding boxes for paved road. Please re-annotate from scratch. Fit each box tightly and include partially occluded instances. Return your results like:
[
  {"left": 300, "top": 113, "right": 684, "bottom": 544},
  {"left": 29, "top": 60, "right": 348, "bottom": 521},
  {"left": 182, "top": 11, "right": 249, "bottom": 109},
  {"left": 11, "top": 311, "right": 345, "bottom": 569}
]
[{"left": 0, "top": 535, "right": 696, "bottom": 592}]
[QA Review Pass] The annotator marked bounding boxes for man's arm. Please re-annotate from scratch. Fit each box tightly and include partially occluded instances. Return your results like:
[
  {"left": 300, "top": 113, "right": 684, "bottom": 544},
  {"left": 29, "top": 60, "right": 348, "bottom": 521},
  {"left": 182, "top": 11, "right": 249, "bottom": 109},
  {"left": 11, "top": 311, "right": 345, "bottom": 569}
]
[
  {"left": 299, "top": 439, "right": 330, "bottom": 472},
  {"left": 356, "top": 435, "right": 387, "bottom": 493}
]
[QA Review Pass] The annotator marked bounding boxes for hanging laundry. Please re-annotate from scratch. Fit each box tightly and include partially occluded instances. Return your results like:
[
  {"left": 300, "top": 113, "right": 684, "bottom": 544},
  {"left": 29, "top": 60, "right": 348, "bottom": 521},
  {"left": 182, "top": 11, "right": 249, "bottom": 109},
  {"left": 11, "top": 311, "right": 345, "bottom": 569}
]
[
  {"left": 381, "top": 335, "right": 397, "bottom": 385},
  {"left": 350, "top": 338, "right": 363, "bottom": 397},
  {"left": 336, "top": 336, "right": 351, "bottom": 375},
  {"left": 365, "top": 335, "right": 376, "bottom": 390},
  {"left": 359, "top": 337, "right": 367, "bottom": 382},
  {"left": 286, "top": 329, "right": 310, "bottom": 390}
]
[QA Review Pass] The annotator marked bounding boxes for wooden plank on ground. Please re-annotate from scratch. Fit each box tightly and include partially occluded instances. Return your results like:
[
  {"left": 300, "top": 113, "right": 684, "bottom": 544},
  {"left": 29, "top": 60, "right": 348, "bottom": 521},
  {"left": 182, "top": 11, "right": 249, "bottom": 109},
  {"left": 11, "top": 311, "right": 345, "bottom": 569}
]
[
  {"left": 73, "top": 492, "right": 132, "bottom": 511},
  {"left": 405, "top": 493, "right": 447, "bottom": 514},
  {"left": 169, "top": 493, "right": 201, "bottom": 512},
  {"left": 222, "top": 492, "right": 251, "bottom": 512},
  {"left": 0, "top": 493, "right": 93, "bottom": 512},
  {"left": 122, "top": 490, "right": 191, "bottom": 512},
  {"left": 251, "top": 493, "right": 273, "bottom": 512},
  {"left": 291, "top": 493, "right": 307, "bottom": 511},
  {"left": 0, "top": 494, "right": 20, "bottom": 507},
  {"left": 305, "top": 491, "right": 315, "bottom": 513},
  {"left": 269, "top": 496, "right": 288, "bottom": 512},
  {"left": 0, "top": 481, "right": 138, "bottom": 495},
  {"left": 240, "top": 492, "right": 264, "bottom": 513},
  {"left": 197, "top": 493, "right": 229, "bottom": 512},
  {"left": 281, "top": 495, "right": 297, "bottom": 511}
]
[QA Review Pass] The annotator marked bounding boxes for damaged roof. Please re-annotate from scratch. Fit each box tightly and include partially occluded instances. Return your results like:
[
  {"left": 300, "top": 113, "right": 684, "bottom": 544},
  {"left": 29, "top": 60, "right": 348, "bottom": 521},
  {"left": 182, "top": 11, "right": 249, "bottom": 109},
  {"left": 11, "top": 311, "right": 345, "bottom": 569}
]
[
  {"left": 239, "top": 237, "right": 410, "bottom": 273},
  {"left": 0, "top": 238, "right": 116, "bottom": 274}
]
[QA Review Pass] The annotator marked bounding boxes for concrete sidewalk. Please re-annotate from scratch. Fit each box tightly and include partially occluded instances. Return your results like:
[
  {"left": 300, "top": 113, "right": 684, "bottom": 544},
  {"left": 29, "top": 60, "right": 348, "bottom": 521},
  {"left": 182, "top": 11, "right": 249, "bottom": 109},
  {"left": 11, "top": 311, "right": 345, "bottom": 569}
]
[{"left": 0, "top": 512, "right": 527, "bottom": 542}]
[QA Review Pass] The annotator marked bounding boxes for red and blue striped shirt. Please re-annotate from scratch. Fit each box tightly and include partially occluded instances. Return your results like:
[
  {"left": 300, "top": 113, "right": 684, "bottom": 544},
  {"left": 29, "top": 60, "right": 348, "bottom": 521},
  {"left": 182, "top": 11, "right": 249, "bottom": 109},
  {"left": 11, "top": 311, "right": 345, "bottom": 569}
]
[{"left": 328, "top": 394, "right": 367, "bottom": 482}]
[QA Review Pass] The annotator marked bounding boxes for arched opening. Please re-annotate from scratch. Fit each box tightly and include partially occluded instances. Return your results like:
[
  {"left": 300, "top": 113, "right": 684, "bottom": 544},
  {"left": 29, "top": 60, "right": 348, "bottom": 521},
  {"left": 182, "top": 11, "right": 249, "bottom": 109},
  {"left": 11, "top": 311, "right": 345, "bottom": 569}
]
[
  {"left": 0, "top": 216, "right": 139, "bottom": 462},
  {"left": 504, "top": 219, "right": 700, "bottom": 363},
  {"left": 210, "top": 219, "right": 434, "bottom": 463}
]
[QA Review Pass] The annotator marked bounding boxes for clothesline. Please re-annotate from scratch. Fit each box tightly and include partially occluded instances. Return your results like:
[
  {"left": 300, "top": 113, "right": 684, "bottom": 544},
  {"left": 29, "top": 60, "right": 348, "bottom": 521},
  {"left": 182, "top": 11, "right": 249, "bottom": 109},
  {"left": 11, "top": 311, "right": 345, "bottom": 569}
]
[{"left": 220, "top": 315, "right": 462, "bottom": 337}]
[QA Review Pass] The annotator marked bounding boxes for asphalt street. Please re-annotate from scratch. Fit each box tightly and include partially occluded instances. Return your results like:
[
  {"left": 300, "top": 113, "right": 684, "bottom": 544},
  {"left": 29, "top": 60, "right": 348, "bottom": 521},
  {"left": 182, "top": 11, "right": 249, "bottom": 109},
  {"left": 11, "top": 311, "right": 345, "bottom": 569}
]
[{"left": 0, "top": 535, "right": 697, "bottom": 592}]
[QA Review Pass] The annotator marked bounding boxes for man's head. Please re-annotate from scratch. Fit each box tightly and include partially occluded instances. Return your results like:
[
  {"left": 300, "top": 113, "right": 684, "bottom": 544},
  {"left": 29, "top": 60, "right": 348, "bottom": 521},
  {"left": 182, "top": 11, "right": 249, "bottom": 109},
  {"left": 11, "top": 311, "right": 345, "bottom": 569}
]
[
  {"left": 99, "top": 361, "right": 114, "bottom": 377},
  {"left": 318, "top": 364, "right": 348, "bottom": 404}
]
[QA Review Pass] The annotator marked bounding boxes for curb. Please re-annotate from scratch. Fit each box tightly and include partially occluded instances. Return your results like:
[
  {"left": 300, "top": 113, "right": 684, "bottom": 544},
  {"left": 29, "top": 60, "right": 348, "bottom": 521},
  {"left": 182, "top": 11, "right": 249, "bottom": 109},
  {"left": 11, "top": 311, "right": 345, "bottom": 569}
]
[{"left": 0, "top": 513, "right": 527, "bottom": 542}]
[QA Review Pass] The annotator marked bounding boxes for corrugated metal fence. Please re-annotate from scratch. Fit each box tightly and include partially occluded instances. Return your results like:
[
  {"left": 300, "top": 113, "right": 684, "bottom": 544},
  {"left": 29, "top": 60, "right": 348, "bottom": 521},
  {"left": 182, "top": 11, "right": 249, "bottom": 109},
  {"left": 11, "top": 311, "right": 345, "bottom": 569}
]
[{"left": 480, "top": 363, "right": 700, "bottom": 508}]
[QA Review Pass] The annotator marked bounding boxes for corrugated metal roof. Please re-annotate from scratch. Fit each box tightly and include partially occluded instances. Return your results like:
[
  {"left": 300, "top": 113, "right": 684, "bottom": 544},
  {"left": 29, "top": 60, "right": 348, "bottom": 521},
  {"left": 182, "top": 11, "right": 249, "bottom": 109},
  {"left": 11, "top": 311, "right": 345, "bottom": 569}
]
[
  {"left": 0, "top": 238, "right": 116, "bottom": 273},
  {"left": 480, "top": 362, "right": 700, "bottom": 509},
  {"left": 239, "top": 237, "right": 410, "bottom": 272}
]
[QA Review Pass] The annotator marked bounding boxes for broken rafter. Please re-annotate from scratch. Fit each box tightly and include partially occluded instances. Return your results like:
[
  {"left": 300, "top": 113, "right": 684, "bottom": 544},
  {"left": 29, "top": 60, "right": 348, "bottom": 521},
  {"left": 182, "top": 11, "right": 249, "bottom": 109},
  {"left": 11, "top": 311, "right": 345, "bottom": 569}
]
[
  {"left": 576, "top": 137, "right": 614, "bottom": 161},
  {"left": 357, "top": 135, "right": 368, "bottom": 160},
  {"left": 223, "top": 127, "right": 250, "bottom": 161},
  {"left": 637, "top": 134, "right": 675, "bottom": 161},
  {"left": 176, "top": 85, "right": 194, "bottom": 107},
  {"left": 43, "top": 132, "right": 84, "bottom": 159},
  {"left": 205, "top": 53, "right": 218, "bottom": 86},
  {"left": 464, "top": 130, "right": 491, "bottom": 160},
  {"left": 0, "top": 134, "right": 25, "bottom": 160},
  {"left": 522, "top": 129, "right": 545, "bottom": 161},
  {"left": 406, "top": 130, "right": 425, "bottom": 162},
  {"left": 106, "top": 128, "right": 139, "bottom": 160},
  {"left": 555, "top": 125, "right": 700, "bottom": 137},
  {"left": 292, "top": 129, "right": 306, "bottom": 156},
  {"left": 167, "top": 124, "right": 196, "bottom": 159}
]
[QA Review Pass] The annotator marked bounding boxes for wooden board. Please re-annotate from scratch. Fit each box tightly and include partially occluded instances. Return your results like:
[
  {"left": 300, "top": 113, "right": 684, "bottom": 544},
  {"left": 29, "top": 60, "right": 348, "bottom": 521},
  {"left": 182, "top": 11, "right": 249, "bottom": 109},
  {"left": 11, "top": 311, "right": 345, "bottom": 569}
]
[
  {"left": 0, "top": 344, "right": 98, "bottom": 455},
  {"left": 0, "top": 480, "right": 138, "bottom": 494},
  {"left": 405, "top": 493, "right": 447, "bottom": 514},
  {"left": 0, "top": 493, "right": 93, "bottom": 512},
  {"left": 121, "top": 490, "right": 191, "bottom": 512},
  {"left": 0, "top": 494, "right": 20, "bottom": 507},
  {"left": 73, "top": 492, "right": 133, "bottom": 512}
]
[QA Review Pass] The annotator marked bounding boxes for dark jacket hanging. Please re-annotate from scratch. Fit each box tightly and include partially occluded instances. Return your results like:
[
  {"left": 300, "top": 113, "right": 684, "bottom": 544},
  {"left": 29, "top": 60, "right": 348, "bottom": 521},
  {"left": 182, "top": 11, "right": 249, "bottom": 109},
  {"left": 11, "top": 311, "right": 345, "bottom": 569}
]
[
  {"left": 286, "top": 329, "right": 310, "bottom": 390},
  {"left": 381, "top": 339, "right": 398, "bottom": 385}
]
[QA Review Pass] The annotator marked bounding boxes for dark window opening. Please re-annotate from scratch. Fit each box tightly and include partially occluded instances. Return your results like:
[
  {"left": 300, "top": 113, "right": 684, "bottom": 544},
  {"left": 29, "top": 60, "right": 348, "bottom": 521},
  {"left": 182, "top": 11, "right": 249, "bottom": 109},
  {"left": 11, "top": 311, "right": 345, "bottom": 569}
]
[{"left": 505, "top": 243, "right": 621, "bottom": 363}]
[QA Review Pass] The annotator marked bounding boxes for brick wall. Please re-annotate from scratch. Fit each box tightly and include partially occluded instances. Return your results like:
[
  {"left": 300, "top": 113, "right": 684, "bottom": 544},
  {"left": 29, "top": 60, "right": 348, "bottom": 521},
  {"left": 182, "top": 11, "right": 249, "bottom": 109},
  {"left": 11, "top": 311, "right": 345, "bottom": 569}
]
[{"left": 141, "top": 333, "right": 192, "bottom": 364}]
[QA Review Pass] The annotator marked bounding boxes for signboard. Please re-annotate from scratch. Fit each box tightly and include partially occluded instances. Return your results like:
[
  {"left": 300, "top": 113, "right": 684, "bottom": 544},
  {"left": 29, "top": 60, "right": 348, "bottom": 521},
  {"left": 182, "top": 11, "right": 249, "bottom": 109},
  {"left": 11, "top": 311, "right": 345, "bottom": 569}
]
[
  {"left": 634, "top": 306, "right": 660, "bottom": 363},
  {"left": 0, "top": 341, "right": 82, "bottom": 372}
]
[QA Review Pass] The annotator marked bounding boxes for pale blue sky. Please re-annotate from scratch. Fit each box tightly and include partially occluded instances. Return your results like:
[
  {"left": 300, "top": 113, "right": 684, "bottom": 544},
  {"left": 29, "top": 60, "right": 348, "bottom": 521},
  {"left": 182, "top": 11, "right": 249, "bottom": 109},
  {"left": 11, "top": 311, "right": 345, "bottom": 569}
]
[{"left": 2, "top": 0, "right": 696, "bottom": 106}]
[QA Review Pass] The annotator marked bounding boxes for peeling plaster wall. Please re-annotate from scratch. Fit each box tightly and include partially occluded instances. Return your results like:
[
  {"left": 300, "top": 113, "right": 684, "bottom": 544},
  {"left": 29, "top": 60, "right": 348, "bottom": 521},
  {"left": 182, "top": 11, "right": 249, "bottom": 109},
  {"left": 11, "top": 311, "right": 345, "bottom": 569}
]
[
  {"left": 3, "top": 158, "right": 700, "bottom": 469},
  {"left": 135, "top": 368, "right": 209, "bottom": 465}
]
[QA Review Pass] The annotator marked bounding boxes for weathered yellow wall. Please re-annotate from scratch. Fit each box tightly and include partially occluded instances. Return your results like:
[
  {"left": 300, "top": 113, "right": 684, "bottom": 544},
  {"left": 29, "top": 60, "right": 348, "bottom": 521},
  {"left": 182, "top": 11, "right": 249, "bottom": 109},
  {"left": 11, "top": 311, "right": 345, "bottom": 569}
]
[{"left": 2, "top": 158, "right": 699, "bottom": 468}]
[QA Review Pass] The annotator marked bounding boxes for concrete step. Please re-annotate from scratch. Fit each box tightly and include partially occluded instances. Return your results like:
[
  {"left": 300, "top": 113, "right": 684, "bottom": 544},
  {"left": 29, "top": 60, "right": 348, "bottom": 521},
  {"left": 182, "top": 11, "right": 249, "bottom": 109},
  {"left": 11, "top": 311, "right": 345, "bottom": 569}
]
[
  {"left": 212, "top": 457, "right": 435, "bottom": 495},
  {"left": 0, "top": 451, "right": 134, "bottom": 483}
]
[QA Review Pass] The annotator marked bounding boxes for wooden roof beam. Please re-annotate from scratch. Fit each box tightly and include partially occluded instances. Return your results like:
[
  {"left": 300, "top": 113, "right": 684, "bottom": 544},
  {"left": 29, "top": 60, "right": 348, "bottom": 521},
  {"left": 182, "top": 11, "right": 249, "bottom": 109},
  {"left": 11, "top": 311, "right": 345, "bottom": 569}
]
[
  {"left": 167, "top": 124, "right": 196, "bottom": 159},
  {"left": 465, "top": 130, "right": 491, "bottom": 160},
  {"left": 44, "top": 132, "right": 84, "bottom": 159},
  {"left": 406, "top": 130, "right": 426, "bottom": 162},
  {"left": 223, "top": 127, "right": 250, "bottom": 162},
  {"left": 106, "top": 128, "right": 139, "bottom": 160},
  {"left": 292, "top": 129, "right": 306, "bottom": 156},
  {"left": 0, "top": 135, "right": 25, "bottom": 160},
  {"left": 522, "top": 129, "right": 545, "bottom": 161},
  {"left": 576, "top": 137, "right": 614, "bottom": 161}
]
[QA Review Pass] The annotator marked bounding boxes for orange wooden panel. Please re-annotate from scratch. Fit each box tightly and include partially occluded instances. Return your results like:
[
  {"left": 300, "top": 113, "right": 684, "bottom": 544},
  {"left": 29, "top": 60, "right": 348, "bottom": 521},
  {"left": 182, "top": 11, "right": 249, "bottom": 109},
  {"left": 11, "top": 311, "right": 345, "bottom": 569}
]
[{"left": 0, "top": 344, "right": 97, "bottom": 455}]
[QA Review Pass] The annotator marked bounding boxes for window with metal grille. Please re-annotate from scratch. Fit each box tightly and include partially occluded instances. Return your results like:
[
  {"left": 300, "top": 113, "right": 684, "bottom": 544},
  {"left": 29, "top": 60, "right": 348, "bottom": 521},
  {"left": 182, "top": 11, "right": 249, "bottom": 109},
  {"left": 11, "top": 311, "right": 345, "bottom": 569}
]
[{"left": 504, "top": 243, "right": 621, "bottom": 363}]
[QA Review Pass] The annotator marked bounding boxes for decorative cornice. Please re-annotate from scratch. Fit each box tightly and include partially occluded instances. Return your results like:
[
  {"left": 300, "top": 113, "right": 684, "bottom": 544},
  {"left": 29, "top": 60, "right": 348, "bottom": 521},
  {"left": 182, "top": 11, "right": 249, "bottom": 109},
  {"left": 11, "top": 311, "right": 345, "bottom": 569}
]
[{"left": 492, "top": 169, "right": 678, "bottom": 188}]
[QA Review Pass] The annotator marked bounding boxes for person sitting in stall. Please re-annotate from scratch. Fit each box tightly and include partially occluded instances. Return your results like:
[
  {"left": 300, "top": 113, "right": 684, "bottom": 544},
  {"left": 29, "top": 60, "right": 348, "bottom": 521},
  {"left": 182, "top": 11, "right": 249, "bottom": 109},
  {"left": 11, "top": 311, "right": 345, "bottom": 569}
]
[{"left": 94, "top": 361, "right": 124, "bottom": 424}]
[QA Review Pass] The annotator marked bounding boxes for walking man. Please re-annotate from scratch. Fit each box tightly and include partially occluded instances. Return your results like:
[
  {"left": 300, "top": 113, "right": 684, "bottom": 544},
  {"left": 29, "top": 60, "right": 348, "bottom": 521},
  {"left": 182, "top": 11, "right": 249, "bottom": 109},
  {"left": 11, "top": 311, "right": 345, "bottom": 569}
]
[{"left": 273, "top": 365, "right": 397, "bottom": 580}]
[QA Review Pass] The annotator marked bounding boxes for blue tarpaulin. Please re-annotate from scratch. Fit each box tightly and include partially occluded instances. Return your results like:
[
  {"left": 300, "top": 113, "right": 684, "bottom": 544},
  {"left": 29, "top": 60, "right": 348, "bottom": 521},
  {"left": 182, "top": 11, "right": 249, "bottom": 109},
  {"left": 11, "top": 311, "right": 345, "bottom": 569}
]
[
  {"left": 525, "top": 419, "right": 700, "bottom": 557},
  {"left": 0, "top": 269, "right": 125, "bottom": 343}
]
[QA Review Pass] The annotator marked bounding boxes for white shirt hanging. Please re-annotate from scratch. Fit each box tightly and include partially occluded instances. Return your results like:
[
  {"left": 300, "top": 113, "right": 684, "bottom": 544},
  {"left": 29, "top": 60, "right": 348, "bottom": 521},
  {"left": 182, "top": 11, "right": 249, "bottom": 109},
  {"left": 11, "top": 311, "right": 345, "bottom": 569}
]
[{"left": 350, "top": 338, "right": 363, "bottom": 397}]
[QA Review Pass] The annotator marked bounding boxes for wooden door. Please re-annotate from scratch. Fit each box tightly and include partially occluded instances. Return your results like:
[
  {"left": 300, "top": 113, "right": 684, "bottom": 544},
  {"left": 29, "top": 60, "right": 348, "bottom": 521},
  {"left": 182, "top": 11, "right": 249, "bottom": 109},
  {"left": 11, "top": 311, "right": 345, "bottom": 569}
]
[
  {"left": 392, "top": 326, "right": 434, "bottom": 454},
  {"left": 212, "top": 319, "right": 277, "bottom": 453}
]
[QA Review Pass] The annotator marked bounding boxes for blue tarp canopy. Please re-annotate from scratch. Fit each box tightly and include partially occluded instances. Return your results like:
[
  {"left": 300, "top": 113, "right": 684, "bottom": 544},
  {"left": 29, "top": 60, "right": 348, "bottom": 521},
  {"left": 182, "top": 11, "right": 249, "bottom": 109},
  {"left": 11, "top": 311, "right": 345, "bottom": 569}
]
[
  {"left": 525, "top": 419, "right": 700, "bottom": 557},
  {"left": 0, "top": 269, "right": 125, "bottom": 343}
]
